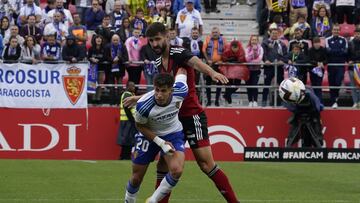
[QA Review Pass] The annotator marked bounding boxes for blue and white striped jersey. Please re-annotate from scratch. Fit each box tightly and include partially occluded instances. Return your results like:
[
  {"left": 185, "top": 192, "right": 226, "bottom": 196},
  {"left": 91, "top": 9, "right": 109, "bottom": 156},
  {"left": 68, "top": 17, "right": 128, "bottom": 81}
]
[{"left": 134, "top": 74, "right": 188, "bottom": 136}]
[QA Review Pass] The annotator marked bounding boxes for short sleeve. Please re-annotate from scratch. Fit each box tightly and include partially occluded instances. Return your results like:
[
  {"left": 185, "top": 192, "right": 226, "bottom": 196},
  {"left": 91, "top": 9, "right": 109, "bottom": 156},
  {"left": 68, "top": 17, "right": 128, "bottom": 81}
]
[
  {"left": 171, "top": 47, "right": 194, "bottom": 65},
  {"left": 173, "top": 74, "right": 188, "bottom": 99}
]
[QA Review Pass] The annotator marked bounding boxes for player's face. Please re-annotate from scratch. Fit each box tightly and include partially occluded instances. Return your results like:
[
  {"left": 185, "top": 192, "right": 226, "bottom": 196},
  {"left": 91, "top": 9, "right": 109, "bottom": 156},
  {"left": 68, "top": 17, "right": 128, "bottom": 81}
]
[
  {"left": 148, "top": 33, "right": 167, "bottom": 55},
  {"left": 154, "top": 85, "right": 173, "bottom": 106}
]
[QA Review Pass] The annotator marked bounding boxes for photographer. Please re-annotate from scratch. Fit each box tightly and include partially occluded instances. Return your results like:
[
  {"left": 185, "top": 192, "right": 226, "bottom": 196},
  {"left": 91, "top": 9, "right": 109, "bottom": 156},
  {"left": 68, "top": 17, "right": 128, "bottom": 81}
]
[{"left": 280, "top": 78, "right": 324, "bottom": 148}]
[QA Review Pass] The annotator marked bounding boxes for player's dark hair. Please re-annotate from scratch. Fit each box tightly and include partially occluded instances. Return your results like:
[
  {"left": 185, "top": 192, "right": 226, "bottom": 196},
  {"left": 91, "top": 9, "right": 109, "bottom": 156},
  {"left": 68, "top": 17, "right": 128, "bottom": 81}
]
[
  {"left": 146, "top": 22, "right": 167, "bottom": 38},
  {"left": 153, "top": 73, "right": 175, "bottom": 88}
]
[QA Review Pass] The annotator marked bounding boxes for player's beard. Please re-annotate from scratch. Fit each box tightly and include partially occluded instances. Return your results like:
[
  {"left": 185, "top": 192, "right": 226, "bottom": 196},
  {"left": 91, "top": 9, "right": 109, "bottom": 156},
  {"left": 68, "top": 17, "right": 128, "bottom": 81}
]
[{"left": 152, "top": 41, "right": 167, "bottom": 55}]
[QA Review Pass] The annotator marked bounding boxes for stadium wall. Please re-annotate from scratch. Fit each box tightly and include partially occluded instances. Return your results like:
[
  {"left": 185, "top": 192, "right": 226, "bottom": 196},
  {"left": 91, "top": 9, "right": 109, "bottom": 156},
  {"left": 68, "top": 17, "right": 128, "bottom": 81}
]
[{"left": 0, "top": 107, "right": 359, "bottom": 161}]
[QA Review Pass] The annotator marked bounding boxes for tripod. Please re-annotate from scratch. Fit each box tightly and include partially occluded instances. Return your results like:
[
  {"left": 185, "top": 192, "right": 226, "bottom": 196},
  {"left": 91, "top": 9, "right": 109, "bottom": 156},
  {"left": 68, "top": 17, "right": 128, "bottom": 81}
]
[{"left": 286, "top": 114, "right": 323, "bottom": 148}]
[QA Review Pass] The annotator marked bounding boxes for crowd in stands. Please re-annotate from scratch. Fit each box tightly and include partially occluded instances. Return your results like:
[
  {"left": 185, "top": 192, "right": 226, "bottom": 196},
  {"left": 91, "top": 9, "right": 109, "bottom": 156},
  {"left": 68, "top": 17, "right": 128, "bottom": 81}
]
[{"left": 0, "top": 0, "right": 359, "bottom": 108}]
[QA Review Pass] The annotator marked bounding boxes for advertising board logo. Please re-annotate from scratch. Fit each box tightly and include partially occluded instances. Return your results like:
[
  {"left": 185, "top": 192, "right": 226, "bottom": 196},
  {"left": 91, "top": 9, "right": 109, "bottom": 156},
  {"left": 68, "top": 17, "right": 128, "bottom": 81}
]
[
  {"left": 208, "top": 125, "right": 247, "bottom": 154},
  {"left": 62, "top": 66, "right": 85, "bottom": 105}
]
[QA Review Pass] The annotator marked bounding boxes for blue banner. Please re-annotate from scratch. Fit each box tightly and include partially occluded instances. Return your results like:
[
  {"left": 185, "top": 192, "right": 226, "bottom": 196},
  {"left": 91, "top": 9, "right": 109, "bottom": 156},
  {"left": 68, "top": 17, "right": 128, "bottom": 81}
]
[{"left": 88, "top": 64, "right": 98, "bottom": 94}]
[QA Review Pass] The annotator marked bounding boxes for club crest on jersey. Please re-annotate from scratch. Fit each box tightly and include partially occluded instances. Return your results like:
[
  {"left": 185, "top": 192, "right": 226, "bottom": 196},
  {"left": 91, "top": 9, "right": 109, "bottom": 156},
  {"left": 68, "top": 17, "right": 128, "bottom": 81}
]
[
  {"left": 175, "top": 101, "right": 181, "bottom": 109},
  {"left": 62, "top": 66, "right": 85, "bottom": 105}
]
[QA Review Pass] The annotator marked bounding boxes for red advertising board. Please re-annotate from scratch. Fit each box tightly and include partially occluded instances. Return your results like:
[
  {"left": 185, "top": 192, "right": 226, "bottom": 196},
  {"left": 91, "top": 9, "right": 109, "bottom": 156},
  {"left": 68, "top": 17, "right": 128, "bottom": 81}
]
[{"left": 0, "top": 107, "right": 359, "bottom": 161}]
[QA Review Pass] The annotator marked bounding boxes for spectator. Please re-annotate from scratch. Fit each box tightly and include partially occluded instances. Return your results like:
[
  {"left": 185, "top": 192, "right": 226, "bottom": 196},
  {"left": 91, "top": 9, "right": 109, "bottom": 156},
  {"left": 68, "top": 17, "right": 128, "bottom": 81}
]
[
  {"left": 186, "top": 27, "right": 203, "bottom": 58},
  {"left": 43, "top": 11, "right": 69, "bottom": 44},
  {"left": 110, "top": 0, "right": 129, "bottom": 31},
  {"left": 245, "top": 35, "right": 264, "bottom": 107},
  {"left": 118, "top": 81, "right": 137, "bottom": 160},
  {"left": 3, "top": 25, "right": 25, "bottom": 47},
  {"left": 175, "top": 0, "right": 203, "bottom": 38},
  {"left": 6, "top": 0, "right": 22, "bottom": 25},
  {"left": 130, "top": 8, "right": 147, "bottom": 36},
  {"left": 172, "top": 0, "right": 201, "bottom": 16},
  {"left": 42, "top": 0, "right": 56, "bottom": 20},
  {"left": 287, "top": 15, "right": 311, "bottom": 39},
  {"left": 221, "top": 40, "right": 247, "bottom": 106},
  {"left": 155, "top": 0, "right": 172, "bottom": 14},
  {"left": 203, "top": 27, "right": 227, "bottom": 106},
  {"left": 0, "top": 16, "right": 9, "bottom": 38},
  {"left": 62, "top": 35, "right": 86, "bottom": 63},
  {"left": 261, "top": 28, "right": 287, "bottom": 106},
  {"left": 169, "top": 27, "right": 183, "bottom": 46},
  {"left": 308, "top": 36, "right": 327, "bottom": 103},
  {"left": 268, "top": 15, "right": 287, "bottom": 39},
  {"left": 88, "top": 35, "right": 108, "bottom": 102},
  {"left": 335, "top": 0, "right": 355, "bottom": 24},
  {"left": 95, "top": 14, "right": 114, "bottom": 44},
  {"left": 312, "top": 0, "right": 332, "bottom": 12},
  {"left": 68, "top": 13, "right": 88, "bottom": 46},
  {"left": 42, "top": 34, "right": 62, "bottom": 62},
  {"left": 105, "top": 34, "right": 128, "bottom": 104},
  {"left": 85, "top": 0, "right": 105, "bottom": 31},
  {"left": 19, "top": 0, "right": 42, "bottom": 25},
  {"left": 106, "top": 0, "right": 127, "bottom": 14},
  {"left": 289, "top": 0, "right": 307, "bottom": 26},
  {"left": 75, "top": 0, "right": 91, "bottom": 25},
  {"left": 266, "top": 0, "right": 289, "bottom": 26},
  {"left": 125, "top": 28, "right": 146, "bottom": 84},
  {"left": 2, "top": 36, "right": 21, "bottom": 62},
  {"left": 140, "top": 42, "right": 159, "bottom": 91},
  {"left": 152, "top": 7, "right": 172, "bottom": 29},
  {"left": 288, "top": 27, "right": 310, "bottom": 55},
  {"left": 311, "top": 5, "right": 332, "bottom": 37},
  {"left": 347, "top": 28, "right": 360, "bottom": 108},
  {"left": 204, "top": 0, "right": 219, "bottom": 13},
  {"left": 47, "top": 0, "right": 73, "bottom": 30},
  {"left": 0, "top": 0, "right": 17, "bottom": 23},
  {"left": 116, "top": 17, "right": 132, "bottom": 43},
  {"left": 20, "top": 14, "right": 43, "bottom": 44},
  {"left": 287, "top": 43, "right": 308, "bottom": 83},
  {"left": 325, "top": 24, "right": 348, "bottom": 108},
  {"left": 20, "top": 35, "right": 41, "bottom": 64},
  {"left": 126, "top": 0, "right": 148, "bottom": 16}
]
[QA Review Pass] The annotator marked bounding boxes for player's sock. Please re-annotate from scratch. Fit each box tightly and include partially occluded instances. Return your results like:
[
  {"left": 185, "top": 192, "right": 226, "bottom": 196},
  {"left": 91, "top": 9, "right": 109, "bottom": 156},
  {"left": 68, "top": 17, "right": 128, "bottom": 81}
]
[
  {"left": 149, "top": 173, "right": 178, "bottom": 203},
  {"left": 125, "top": 181, "right": 139, "bottom": 203},
  {"left": 155, "top": 171, "right": 171, "bottom": 203},
  {"left": 207, "top": 164, "right": 239, "bottom": 203}
]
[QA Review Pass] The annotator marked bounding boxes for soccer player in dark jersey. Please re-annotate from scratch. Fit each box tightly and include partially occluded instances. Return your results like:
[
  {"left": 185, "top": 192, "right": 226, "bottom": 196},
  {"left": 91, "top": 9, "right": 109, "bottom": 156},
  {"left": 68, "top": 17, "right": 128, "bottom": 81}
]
[{"left": 124, "top": 22, "right": 239, "bottom": 203}]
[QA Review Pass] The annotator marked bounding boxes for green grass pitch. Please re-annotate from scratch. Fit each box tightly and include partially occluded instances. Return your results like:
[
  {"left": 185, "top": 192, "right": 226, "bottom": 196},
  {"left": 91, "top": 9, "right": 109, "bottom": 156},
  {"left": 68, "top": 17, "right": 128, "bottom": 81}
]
[{"left": 0, "top": 160, "right": 359, "bottom": 203}]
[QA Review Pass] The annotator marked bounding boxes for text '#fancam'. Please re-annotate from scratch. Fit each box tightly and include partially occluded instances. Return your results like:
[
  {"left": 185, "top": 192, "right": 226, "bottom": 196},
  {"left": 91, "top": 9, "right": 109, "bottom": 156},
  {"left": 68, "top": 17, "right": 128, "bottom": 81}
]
[{"left": 244, "top": 148, "right": 360, "bottom": 163}]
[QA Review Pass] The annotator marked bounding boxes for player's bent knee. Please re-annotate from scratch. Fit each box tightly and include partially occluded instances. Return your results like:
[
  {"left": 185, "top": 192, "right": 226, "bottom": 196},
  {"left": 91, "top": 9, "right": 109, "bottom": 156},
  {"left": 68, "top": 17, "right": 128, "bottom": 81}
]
[
  {"left": 197, "top": 160, "right": 215, "bottom": 174},
  {"left": 169, "top": 166, "right": 183, "bottom": 179}
]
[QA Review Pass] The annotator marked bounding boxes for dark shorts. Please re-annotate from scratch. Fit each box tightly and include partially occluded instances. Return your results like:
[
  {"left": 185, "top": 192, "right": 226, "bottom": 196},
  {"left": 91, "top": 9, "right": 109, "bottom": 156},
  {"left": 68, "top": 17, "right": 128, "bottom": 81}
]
[
  {"left": 132, "top": 131, "right": 185, "bottom": 165},
  {"left": 180, "top": 111, "right": 210, "bottom": 149}
]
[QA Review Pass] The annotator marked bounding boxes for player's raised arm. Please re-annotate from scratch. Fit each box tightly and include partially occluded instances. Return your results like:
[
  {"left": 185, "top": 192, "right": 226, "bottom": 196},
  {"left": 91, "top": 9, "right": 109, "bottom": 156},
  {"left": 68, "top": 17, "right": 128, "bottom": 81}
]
[{"left": 186, "top": 56, "right": 229, "bottom": 84}]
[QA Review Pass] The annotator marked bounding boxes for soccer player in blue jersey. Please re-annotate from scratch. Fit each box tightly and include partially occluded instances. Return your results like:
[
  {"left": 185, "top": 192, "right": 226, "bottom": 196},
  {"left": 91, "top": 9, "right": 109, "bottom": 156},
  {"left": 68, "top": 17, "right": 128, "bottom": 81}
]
[{"left": 124, "top": 68, "right": 188, "bottom": 203}]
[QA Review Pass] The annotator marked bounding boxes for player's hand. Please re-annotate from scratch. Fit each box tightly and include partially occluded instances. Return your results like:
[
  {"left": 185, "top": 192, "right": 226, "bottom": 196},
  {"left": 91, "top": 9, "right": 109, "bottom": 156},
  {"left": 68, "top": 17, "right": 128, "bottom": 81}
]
[
  {"left": 211, "top": 72, "right": 228, "bottom": 84},
  {"left": 163, "top": 141, "right": 175, "bottom": 155},
  {"left": 123, "top": 96, "right": 141, "bottom": 108}
]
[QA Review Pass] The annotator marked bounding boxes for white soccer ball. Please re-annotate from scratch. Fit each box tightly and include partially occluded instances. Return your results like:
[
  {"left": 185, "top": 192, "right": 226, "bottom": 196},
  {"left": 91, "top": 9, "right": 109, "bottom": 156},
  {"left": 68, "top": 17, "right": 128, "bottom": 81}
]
[{"left": 279, "top": 77, "right": 306, "bottom": 104}]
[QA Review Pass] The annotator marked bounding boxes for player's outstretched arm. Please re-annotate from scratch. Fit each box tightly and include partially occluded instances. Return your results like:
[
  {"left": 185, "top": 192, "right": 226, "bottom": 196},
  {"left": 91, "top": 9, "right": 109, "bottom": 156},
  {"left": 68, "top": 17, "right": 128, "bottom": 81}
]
[
  {"left": 186, "top": 56, "right": 229, "bottom": 84},
  {"left": 123, "top": 95, "right": 143, "bottom": 108}
]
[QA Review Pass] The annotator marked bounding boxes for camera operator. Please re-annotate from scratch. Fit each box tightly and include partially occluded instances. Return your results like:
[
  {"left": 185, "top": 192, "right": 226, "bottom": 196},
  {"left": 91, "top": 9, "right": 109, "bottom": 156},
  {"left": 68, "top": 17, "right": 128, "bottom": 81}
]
[{"left": 281, "top": 78, "right": 324, "bottom": 148}]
